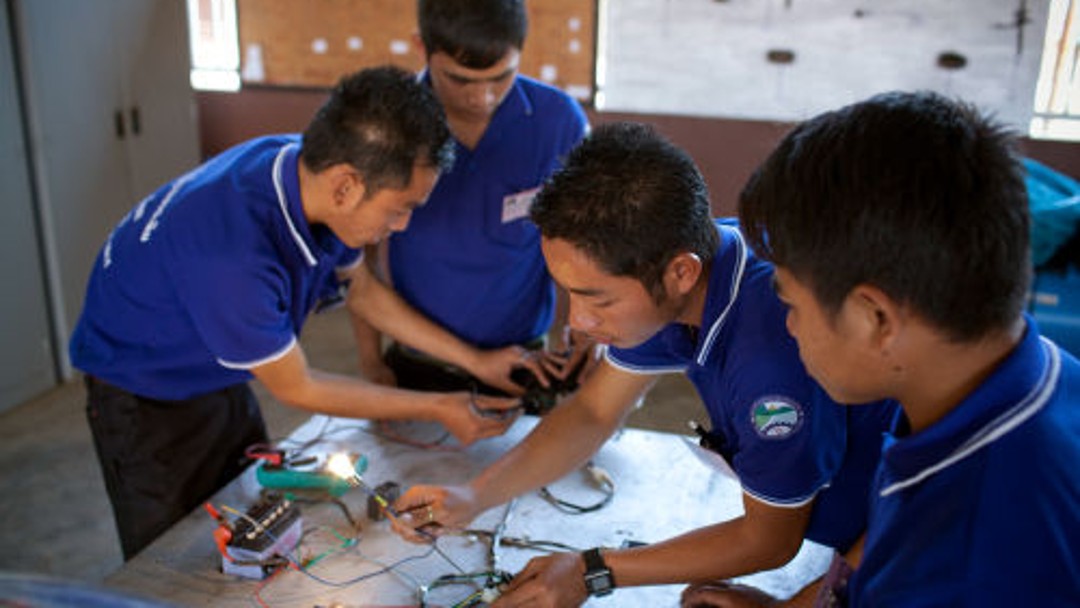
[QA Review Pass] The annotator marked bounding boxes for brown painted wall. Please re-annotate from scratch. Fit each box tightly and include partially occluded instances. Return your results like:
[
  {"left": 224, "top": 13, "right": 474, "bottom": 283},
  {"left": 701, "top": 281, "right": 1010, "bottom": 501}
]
[
  {"left": 585, "top": 110, "right": 793, "bottom": 216},
  {"left": 196, "top": 89, "right": 1080, "bottom": 217},
  {"left": 234, "top": 0, "right": 595, "bottom": 96}
]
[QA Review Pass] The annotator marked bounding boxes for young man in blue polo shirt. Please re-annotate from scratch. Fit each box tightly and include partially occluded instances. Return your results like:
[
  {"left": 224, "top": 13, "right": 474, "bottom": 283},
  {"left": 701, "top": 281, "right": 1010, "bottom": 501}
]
[
  {"left": 390, "top": 123, "right": 897, "bottom": 605},
  {"left": 735, "top": 91, "right": 1080, "bottom": 606},
  {"left": 69, "top": 67, "right": 522, "bottom": 560},
  {"left": 354, "top": 0, "right": 592, "bottom": 395}
]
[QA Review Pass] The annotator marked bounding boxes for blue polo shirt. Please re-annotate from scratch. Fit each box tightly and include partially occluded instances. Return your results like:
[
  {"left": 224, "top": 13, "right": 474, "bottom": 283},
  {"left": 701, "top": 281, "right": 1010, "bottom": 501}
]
[
  {"left": 387, "top": 75, "right": 588, "bottom": 348},
  {"left": 849, "top": 321, "right": 1080, "bottom": 606},
  {"left": 606, "top": 220, "right": 896, "bottom": 551},
  {"left": 69, "top": 136, "right": 360, "bottom": 400}
]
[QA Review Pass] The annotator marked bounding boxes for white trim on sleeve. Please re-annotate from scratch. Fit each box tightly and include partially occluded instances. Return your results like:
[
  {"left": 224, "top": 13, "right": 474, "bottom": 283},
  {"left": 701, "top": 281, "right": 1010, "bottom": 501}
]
[
  {"left": 218, "top": 335, "right": 298, "bottom": 370},
  {"left": 742, "top": 482, "right": 825, "bottom": 509},
  {"left": 603, "top": 347, "right": 688, "bottom": 375}
]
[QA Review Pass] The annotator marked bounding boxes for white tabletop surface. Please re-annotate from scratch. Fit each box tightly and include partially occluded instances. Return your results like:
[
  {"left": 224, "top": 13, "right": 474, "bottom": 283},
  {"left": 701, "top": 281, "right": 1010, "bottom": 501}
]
[{"left": 105, "top": 414, "right": 831, "bottom": 607}]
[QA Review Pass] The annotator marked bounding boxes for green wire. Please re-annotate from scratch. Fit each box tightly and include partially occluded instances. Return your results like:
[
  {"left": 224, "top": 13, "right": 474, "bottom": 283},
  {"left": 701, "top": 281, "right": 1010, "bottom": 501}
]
[
  {"left": 299, "top": 525, "right": 356, "bottom": 569},
  {"left": 450, "top": 589, "right": 484, "bottom": 608}
]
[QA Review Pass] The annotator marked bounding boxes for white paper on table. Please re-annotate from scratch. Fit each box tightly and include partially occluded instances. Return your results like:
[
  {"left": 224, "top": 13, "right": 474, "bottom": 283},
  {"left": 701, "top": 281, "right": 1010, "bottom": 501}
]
[{"left": 681, "top": 435, "right": 739, "bottom": 481}]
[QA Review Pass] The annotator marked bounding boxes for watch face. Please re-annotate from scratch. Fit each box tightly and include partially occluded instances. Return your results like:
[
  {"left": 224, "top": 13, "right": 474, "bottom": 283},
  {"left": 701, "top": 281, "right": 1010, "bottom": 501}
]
[
  {"left": 582, "top": 548, "right": 614, "bottom": 597},
  {"left": 585, "top": 571, "right": 613, "bottom": 595}
]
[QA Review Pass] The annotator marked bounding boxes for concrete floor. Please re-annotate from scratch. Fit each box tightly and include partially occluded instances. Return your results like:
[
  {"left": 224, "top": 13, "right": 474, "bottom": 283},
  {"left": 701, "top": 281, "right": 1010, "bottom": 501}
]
[{"left": 0, "top": 305, "right": 705, "bottom": 584}]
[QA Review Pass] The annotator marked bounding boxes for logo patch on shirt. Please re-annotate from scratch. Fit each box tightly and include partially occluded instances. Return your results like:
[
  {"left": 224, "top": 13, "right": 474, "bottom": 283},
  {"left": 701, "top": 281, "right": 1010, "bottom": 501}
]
[{"left": 750, "top": 396, "right": 804, "bottom": 439}]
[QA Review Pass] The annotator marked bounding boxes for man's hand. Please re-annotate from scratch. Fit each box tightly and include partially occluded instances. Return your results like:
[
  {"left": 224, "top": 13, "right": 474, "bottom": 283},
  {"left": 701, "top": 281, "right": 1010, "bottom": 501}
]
[
  {"left": 491, "top": 552, "right": 589, "bottom": 607},
  {"left": 467, "top": 346, "right": 549, "bottom": 395},
  {"left": 389, "top": 484, "right": 481, "bottom": 542},
  {"left": 541, "top": 328, "right": 598, "bottom": 385},
  {"left": 431, "top": 392, "right": 519, "bottom": 445},
  {"left": 680, "top": 581, "right": 779, "bottom": 608}
]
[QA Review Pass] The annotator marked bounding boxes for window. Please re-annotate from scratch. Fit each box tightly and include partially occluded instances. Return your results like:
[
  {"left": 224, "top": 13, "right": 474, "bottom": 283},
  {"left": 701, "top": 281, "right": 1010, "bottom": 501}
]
[
  {"left": 1031, "top": 0, "right": 1080, "bottom": 141},
  {"left": 187, "top": 0, "right": 240, "bottom": 91}
]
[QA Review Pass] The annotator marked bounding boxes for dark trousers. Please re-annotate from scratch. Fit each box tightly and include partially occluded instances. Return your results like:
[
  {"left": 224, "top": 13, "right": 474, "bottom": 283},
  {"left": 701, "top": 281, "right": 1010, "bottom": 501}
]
[
  {"left": 384, "top": 340, "right": 543, "bottom": 396},
  {"left": 84, "top": 376, "right": 268, "bottom": 560},
  {"left": 384, "top": 342, "right": 488, "bottom": 394}
]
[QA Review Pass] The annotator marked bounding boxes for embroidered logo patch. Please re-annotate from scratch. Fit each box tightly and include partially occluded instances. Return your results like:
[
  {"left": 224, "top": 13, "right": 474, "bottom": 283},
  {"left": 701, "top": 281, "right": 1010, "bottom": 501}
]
[{"left": 750, "top": 396, "right": 804, "bottom": 439}]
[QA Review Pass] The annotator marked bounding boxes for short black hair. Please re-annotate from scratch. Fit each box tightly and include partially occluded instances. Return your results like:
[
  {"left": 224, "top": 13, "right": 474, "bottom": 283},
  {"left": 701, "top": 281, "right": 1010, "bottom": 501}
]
[
  {"left": 531, "top": 122, "right": 719, "bottom": 302},
  {"left": 418, "top": 0, "right": 527, "bottom": 69},
  {"left": 301, "top": 66, "right": 453, "bottom": 195},
  {"left": 739, "top": 91, "right": 1030, "bottom": 342}
]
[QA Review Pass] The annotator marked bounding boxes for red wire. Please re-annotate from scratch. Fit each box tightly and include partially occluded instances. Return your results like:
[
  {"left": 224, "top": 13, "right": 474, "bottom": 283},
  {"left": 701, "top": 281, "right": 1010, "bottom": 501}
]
[
  {"left": 374, "top": 420, "right": 464, "bottom": 452},
  {"left": 252, "top": 562, "right": 287, "bottom": 608}
]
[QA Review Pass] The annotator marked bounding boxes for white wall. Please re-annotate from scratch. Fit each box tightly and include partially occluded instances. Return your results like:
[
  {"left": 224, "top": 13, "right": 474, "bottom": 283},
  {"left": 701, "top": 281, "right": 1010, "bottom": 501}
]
[{"left": 598, "top": 0, "right": 1048, "bottom": 129}]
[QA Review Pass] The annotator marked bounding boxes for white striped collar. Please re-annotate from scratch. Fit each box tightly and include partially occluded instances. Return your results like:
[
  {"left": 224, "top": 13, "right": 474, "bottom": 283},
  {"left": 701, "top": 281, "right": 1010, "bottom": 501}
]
[
  {"left": 695, "top": 224, "right": 749, "bottom": 366},
  {"left": 880, "top": 337, "right": 1061, "bottom": 497},
  {"left": 272, "top": 143, "right": 317, "bottom": 267}
]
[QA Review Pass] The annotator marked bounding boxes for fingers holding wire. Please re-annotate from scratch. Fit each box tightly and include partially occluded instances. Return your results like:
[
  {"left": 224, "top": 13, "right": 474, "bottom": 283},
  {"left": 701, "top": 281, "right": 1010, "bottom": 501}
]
[
  {"left": 388, "top": 490, "right": 441, "bottom": 542},
  {"left": 412, "top": 504, "right": 439, "bottom": 533},
  {"left": 398, "top": 503, "right": 436, "bottom": 527},
  {"left": 514, "top": 348, "right": 550, "bottom": 388},
  {"left": 391, "top": 484, "right": 482, "bottom": 547},
  {"left": 469, "top": 393, "right": 523, "bottom": 424},
  {"left": 537, "top": 350, "right": 568, "bottom": 380},
  {"left": 388, "top": 506, "right": 442, "bottom": 543},
  {"left": 493, "top": 553, "right": 588, "bottom": 607}
]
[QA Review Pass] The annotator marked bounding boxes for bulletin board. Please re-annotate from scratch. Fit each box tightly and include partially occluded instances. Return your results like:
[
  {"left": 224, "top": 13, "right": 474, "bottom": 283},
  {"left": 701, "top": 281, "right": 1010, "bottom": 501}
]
[{"left": 236, "top": 0, "right": 597, "bottom": 103}]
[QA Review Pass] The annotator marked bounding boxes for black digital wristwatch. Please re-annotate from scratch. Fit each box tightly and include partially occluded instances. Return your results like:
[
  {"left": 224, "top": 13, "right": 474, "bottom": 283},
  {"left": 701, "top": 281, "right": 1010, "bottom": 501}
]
[{"left": 582, "top": 547, "right": 615, "bottom": 597}]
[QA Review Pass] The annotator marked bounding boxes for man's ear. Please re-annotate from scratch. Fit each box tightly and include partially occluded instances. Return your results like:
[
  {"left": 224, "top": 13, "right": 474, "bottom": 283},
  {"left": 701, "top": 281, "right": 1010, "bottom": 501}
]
[
  {"left": 327, "top": 164, "right": 365, "bottom": 210},
  {"left": 847, "top": 284, "right": 903, "bottom": 352},
  {"left": 412, "top": 33, "right": 427, "bottom": 63},
  {"left": 665, "top": 252, "right": 704, "bottom": 297}
]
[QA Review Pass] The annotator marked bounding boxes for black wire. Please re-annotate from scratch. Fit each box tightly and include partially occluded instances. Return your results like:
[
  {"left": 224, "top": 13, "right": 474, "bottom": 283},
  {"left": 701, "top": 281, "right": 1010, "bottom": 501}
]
[
  {"left": 460, "top": 529, "right": 582, "bottom": 554},
  {"left": 537, "top": 464, "right": 615, "bottom": 515},
  {"left": 362, "top": 420, "right": 453, "bottom": 449},
  {"left": 537, "top": 485, "right": 612, "bottom": 514}
]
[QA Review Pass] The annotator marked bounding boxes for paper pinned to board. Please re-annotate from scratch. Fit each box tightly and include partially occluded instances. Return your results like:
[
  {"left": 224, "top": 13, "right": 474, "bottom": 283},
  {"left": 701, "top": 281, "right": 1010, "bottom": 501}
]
[{"left": 242, "top": 44, "right": 265, "bottom": 82}]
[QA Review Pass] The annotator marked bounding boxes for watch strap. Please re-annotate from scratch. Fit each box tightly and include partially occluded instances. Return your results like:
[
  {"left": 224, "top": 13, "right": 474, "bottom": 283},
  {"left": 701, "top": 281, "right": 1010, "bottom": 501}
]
[{"left": 583, "top": 547, "right": 606, "bottom": 571}]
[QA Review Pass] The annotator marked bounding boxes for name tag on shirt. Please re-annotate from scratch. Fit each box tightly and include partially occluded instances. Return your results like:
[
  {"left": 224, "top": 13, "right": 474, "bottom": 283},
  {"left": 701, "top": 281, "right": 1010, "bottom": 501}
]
[{"left": 502, "top": 187, "right": 540, "bottom": 223}]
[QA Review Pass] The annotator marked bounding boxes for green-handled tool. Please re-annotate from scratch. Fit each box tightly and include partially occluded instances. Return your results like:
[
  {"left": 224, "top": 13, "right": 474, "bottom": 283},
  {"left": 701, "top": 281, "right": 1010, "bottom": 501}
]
[{"left": 255, "top": 452, "right": 368, "bottom": 497}]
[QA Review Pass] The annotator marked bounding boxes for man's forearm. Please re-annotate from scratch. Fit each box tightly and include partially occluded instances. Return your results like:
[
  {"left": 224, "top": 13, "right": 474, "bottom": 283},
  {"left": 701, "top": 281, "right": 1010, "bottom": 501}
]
[
  {"left": 350, "top": 307, "right": 387, "bottom": 368},
  {"left": 348, "top": 267, "right": 480, "bottom": 373},
  {"left": 602, "top": 495, "right": 813, "bottom": 589},
  {"left": 265, "top": 365, "right": 441, "bottom": 421},
  {"left": 470, "top": 398, "right": 619, "bottom": 509},
  {"left": 468, "top": 364, "right": 651, "bottom": 510},
  {"left": 607, "top": 520, "right": 794, "bottom": 588}
]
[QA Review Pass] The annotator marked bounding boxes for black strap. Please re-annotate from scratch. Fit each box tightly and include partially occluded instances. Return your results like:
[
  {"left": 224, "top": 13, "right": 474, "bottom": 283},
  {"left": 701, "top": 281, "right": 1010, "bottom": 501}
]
[{"left": 583, "top": 547, "right": 606, "bottom": 571}]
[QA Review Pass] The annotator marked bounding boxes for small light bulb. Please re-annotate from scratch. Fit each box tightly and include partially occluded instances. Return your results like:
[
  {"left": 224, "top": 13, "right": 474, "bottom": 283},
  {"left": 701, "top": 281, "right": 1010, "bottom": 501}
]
[{"left": 327, "top": 453, "right": 356, "bottom": 481}]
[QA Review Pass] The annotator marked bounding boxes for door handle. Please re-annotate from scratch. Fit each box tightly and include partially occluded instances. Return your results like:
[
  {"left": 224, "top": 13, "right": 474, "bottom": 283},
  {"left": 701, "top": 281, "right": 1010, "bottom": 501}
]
[{"left": 114, "top": 109, "right": 125, "bottom": 139}]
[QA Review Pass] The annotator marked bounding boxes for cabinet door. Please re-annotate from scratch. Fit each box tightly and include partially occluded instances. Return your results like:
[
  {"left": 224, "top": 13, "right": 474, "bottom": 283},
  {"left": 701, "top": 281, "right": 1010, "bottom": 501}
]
[
  {"left": 17, "top": 0, "right": 134, "bottom": 358},
  {"left": 0, "top": 4, "right": 56, "bottom": 411},
  {"left": 121, "top": 0, "right": 200, "bottom": 200}
]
